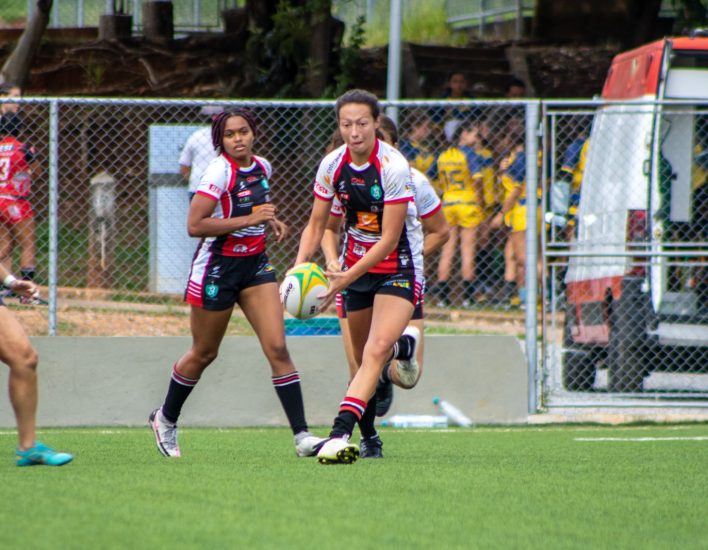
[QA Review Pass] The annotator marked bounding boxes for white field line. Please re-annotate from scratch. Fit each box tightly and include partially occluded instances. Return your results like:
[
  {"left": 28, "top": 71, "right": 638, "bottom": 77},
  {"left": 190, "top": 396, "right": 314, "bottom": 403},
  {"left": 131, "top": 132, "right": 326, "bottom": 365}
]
[{"left": 575, "top": 436, "right": 708, "bottom": 442}]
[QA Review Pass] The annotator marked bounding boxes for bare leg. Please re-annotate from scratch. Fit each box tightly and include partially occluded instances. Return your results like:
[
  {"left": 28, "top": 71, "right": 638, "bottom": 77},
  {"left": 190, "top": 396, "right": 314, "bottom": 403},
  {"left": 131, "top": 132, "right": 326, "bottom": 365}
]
[
  {"left": 346, "top": 295, "right": 414, "bottom": 402},
  {"left": 0, "top": 224, "right": 12, "bottom": 272},
  {"left": 460, "top": 225, "right": 478, "bottom": 281},
  {"left": 0, "top": 306, "right": 39, "bottom": 450},
  {"left": 238, "top": 282, "right": 294, "bottom": 376},
  {"left": 437, "top": 225, "right": 458, "bottom": 282},
  {"left": 337, "top": 316, "right": 359, "bottom": 381},
  {"left": 176, "top": 305, "right": 233, "bottom": 379},
  {"left": 14, "top": 217, "right": 36, "bottom": 271}
]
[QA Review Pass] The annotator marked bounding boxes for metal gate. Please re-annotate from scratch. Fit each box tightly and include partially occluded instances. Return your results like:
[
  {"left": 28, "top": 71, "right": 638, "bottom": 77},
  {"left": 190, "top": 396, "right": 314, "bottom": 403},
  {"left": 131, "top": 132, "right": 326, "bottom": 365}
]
[{"left": 541, "top": 100, "right": 708, "bottom": 408}]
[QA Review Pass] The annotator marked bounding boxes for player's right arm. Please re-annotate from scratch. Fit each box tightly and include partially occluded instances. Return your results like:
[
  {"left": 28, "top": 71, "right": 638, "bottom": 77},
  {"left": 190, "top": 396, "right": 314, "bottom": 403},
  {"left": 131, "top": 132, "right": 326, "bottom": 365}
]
[{"left": 295, "top": 156, "right": 336, "bottom": 265}]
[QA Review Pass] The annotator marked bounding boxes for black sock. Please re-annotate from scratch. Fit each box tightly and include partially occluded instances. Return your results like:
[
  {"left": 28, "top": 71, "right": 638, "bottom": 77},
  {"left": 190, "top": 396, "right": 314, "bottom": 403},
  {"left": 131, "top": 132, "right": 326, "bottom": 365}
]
[
  {"left": 162, "top": 364, "right": 199, "bottom": 424},
  {"left": 20, "top": 267, "right": 35, "bottom": 281},
  {"left": 463, "top": 280, "right": 476, "bottom": 302},
  {"left": 379, "top": 361, "right": 392, "bottom": 383},
  {"left": 272, "top": 371, "right": 308, "bottom": 435},
  {"left": 436, "top": 281, "right": 450, "bottom": 303},
  {"left": 357, "top": 395, "right": 378, "bottom": 440},
  {"left": 330, "top": 396, "right": 366, "bottom": 438},
  {"left": 392, "top": 335, "right": 414, "bottom": 361}
]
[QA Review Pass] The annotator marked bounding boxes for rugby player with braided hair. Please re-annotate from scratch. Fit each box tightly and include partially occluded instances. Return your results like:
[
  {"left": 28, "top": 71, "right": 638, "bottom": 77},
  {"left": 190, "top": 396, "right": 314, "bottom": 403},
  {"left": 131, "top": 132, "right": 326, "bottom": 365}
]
[{"left": 149, "top": 109, "right": 325, "bottom": 459}]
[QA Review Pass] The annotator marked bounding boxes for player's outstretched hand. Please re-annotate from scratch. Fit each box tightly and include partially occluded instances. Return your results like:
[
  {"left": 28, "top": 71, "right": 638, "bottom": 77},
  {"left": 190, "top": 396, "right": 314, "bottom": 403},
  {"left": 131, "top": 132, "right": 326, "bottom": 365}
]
[{"left": 9, "top": 279, "right": 44, "bottom": 304}]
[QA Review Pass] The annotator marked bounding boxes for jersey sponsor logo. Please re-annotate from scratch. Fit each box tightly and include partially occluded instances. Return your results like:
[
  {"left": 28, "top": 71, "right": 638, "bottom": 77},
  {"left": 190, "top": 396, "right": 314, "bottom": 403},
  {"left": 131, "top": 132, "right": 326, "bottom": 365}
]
[
  {"left": 233, "top": 244, "right": 249, "bottom": 253},
  {"left": 205, "top": 283, "right": 219, "bottom": 298},
  {"left": 260, "top": 178, "right": 270, "bottom": 191},
  {"left": 237, "top": 190, "right": 251, "bottom": 198},
  {"left": 314, "top": 181, "right": 329, "bottom": 196},
  {"left": 351, "top": 176, "right": 366, "bottom": 186},
  {"left": 324, "top": 175, "right": 331, "bottom": 185},
  {"left": 370, "top": 185, "right": 382, "bottom": 200},
  {"left": 246, "top": 175, "right": 259, "bottom": 182},
  {"left": 356, "top": 211, "right": 380, "bottom": 232},
  {"left": 0, "top": 144, "right": 14, "bottom": 152},
  {"left": 370, "top": 205, "right": 380, "bottom": 212},
  {"left": 208, "top": 183, "right": 221, "bottom": 195},
  {"left": 353, "top": 243, "right": 366, "bottom": 256},
  {"left": 383, "top": 279, "right": 411, "bottom": 289}
]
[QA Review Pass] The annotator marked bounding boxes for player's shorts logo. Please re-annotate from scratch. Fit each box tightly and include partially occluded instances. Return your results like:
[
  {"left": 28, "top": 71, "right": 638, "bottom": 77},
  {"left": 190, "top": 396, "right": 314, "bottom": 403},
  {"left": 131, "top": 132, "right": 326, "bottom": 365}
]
[{"left": 205, "top": 283, "right": 219, "bottom": 298}]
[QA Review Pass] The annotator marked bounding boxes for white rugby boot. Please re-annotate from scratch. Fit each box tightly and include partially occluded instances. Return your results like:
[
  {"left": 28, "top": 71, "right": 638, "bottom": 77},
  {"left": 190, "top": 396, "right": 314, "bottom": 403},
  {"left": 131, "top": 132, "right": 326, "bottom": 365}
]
[
  {"left": 294, "top": 431, "right": 327, "bottom": 457},
  {"left": 149, "top": 408, "right": 181, "bottom": 457},
  {"left": 395, "top": 325, "right": 420, "bottom": 388},
  {"left": 316, "top": 436, "right": 359, "bottom": 465}
]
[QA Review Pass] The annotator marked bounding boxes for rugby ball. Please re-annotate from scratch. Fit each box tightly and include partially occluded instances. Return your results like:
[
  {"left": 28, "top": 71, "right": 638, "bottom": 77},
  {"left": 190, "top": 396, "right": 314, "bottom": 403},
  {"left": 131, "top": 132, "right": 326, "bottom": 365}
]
[{"left": 279, "top": 262, "right": 329, "bottom": 320}]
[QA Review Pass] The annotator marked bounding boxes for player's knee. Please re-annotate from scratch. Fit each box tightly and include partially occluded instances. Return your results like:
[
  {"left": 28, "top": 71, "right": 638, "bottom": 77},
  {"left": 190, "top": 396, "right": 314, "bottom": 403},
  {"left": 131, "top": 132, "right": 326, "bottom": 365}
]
[
  {"left": 264, "top": 340, "right": 290, "bottom": 364},
  {"left": 192, "top": 348, "right": 218, "bottom": 367},
  {"left": 10, "top": 344, "right": 38, "bottom": 373},
  {"left": 363, "top": 338, "right": 393, "bottom": 363}
]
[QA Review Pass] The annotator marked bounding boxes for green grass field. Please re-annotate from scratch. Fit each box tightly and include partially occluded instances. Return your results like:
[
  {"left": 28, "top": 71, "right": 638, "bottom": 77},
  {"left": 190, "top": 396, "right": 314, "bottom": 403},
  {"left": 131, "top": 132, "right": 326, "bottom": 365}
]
[{"left": 2, "top": 424, "right": 707, "bottom": 549}]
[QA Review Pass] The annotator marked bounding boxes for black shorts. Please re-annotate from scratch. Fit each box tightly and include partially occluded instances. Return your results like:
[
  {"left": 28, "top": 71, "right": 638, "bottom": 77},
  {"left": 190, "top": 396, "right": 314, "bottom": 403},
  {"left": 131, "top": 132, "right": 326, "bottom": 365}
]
[
  {"left": 344, "top": 272, "right": 417, "bottom": 312},
  {"left": 185, "top": 252, "right": 277, "bottom": 311},
  {"left": 337, "top": 290, "right": 424, "bottom": 319}
]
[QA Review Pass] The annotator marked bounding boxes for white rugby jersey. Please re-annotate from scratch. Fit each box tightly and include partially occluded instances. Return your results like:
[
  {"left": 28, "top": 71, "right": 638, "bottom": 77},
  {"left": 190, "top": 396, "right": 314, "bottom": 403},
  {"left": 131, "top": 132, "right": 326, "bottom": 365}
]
[{"left": 194, "top": 153, "right": 273, "bottom": 257}]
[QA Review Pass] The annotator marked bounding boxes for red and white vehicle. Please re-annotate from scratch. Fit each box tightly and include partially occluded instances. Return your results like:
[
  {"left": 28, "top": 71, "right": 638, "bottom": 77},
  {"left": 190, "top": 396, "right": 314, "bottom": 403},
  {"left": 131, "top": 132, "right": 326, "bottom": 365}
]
[{"left": 563, "top": 35, "right": 708, "bottom": 391}]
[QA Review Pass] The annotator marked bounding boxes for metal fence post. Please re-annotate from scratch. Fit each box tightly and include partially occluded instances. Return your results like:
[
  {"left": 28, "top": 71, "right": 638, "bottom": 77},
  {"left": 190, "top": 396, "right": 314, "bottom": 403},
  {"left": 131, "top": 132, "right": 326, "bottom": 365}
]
[
  {"left": 48, "top": 99, "right": 59, "bottom": 336},
  {"left": 386, "top": 0, "right": 402, "bottom": 124},
  {"left": 524, "top": 101, "right": 540, "bottom": 413}
]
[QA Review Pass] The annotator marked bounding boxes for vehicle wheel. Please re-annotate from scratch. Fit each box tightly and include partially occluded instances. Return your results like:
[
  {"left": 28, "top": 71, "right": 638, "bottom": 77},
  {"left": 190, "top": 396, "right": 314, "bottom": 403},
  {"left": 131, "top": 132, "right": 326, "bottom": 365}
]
[
  {"left": 562, "top": 305, "right": 597, "bottom": 391},
  {"left": 607, "top": 278, "right": 652, "bottom": 392},
  {"left": 563, "top": 350, "right": 597, "bottom": 391}
]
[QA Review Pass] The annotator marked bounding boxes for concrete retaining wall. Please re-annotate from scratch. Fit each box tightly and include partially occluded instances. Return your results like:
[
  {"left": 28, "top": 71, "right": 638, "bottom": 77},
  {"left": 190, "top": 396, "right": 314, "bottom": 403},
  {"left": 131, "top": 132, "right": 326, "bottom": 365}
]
[{"left": 0, "top": 335, "right": 528, "bottom": 427}]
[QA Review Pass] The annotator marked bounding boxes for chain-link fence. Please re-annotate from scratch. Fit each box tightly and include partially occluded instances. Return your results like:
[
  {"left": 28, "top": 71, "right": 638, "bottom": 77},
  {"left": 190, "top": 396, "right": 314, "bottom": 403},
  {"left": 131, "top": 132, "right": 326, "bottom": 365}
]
[
  {"left": 543, "top": 100, "right": 708, "bottom": 404},
  {"left": 21, "top": 0, "right": 227, "bottom": 31},
  {"left": 3, "top": 96, "right": 706, "bottom": 404},
  {"left": 0, "top": 98, "right": 531, "bottom": 339}
]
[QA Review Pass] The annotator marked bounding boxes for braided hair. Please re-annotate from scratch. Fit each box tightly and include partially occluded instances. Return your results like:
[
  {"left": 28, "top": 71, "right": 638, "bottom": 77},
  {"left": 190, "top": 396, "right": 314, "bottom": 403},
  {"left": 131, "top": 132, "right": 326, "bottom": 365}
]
[{"left": 211, "top": 109, "right": 257, "bottom": 153}]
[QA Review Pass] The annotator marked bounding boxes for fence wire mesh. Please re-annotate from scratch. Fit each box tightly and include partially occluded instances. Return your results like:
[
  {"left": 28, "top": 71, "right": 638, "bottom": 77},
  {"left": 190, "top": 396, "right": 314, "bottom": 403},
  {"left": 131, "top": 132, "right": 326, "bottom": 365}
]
[
  {"left": 544, "top": 101, "right": 708, "bottom": 401},
  {"left": 0, "top": 98, "right": 530, "bottom": 339}
]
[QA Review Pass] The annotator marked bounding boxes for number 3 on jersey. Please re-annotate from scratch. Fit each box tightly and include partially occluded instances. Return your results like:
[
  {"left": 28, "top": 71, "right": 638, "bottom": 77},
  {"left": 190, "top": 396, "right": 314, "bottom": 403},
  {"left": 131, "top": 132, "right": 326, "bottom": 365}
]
[{"left": 0, "top": 158, "right": 10, "bottom": 181}]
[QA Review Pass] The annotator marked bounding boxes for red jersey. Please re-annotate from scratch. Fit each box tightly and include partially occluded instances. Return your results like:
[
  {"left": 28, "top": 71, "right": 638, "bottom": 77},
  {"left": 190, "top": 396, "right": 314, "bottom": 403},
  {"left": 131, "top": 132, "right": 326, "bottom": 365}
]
[{"left": 0, "top": 136, "right": 35, "bottom": 198}]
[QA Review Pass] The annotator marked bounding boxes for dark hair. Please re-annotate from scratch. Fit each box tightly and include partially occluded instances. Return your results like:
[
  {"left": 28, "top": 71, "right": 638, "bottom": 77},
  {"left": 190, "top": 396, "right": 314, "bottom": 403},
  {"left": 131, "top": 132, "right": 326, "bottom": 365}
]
[
  {"left": 0, "top": 83, "right": 20, "bottom": 95},
  {"left": 211, "top": 109, "right": 257, "bottom": 152},
  {"left": 0, "top": 113, "right": 22, "bottom": 137},
  {"left": 505, "top": 77, "right": 526, "bottom": 93},
  {"left": 325, "top": 128, "right": 344, "bottom": 154},
  {"left": 335, "top": 89, "right": 380, "bottom": 121},
  {"left": 377, "top": 114, "right": 399, "bottom": 145}
]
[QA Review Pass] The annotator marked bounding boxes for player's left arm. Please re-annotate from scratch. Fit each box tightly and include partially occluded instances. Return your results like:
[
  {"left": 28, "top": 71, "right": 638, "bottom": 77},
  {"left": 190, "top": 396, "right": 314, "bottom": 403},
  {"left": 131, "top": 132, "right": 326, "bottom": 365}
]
[{"left": 421, "top": 208, "right": 450, "bottom": 256}]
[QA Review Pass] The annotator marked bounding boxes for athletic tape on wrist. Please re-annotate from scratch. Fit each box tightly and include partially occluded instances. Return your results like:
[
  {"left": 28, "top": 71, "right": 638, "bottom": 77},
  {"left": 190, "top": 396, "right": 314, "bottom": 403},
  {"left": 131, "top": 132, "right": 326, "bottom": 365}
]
[{"left": 3, "top": 274, "right": 17, "bottom": 288}]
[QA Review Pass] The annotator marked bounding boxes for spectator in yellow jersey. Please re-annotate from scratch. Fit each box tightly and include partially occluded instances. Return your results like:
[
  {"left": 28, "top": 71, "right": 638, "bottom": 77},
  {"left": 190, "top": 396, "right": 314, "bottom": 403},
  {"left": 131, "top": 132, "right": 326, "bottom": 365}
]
[
  {"left": 428, "top": 120, "right": 492, "bottom": 308},
  {"left": 398, "top": 111, "right": 435, "bottom": 175}
]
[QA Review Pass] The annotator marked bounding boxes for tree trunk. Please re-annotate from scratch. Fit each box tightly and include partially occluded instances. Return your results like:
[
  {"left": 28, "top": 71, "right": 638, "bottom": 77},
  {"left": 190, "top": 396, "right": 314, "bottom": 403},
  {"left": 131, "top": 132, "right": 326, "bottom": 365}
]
[
  {"left": 0, "top": 0, "right": 53, "bottom": 88},
  {"left": 143, "top": 1, "right": 174, "bottom": 44},
  {"left": 305, "top": 1, "right": 333, "bottom": 98},
  {"left": 626, "top": 0, "right": 663, "bottom": 49}
]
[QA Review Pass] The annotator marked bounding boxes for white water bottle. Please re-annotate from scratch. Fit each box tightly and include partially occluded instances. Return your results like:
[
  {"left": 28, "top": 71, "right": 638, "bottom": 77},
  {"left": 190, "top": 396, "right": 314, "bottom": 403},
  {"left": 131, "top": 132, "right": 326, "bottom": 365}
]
[
  {"left": 433, "top": 397, "right": 473, "bottom": 427},
  {"left": 380, "top": 414, "right": 448, "bottom": 428}
]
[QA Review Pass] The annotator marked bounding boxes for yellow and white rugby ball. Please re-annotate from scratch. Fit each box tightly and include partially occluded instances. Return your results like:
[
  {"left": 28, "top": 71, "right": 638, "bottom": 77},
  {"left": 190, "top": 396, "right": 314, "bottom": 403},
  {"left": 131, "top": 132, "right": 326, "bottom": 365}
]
[{"left": 279, "top": 262, "right": 329, "bottom": 320}]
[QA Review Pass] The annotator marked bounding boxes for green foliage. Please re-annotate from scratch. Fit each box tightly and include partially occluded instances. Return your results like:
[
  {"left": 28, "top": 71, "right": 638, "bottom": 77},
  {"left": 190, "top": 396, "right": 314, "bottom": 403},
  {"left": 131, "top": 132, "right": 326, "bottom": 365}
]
[{"left": 1, "top": 424, "right": 707, "bottom": 548}]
